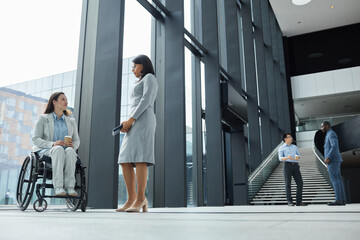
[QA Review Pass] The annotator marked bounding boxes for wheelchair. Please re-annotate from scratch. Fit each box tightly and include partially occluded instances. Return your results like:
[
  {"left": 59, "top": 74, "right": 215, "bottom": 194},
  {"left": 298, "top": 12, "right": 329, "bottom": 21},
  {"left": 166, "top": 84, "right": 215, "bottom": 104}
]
[{"left": 16, "top": 152, "right": 87, "bottom": 212}]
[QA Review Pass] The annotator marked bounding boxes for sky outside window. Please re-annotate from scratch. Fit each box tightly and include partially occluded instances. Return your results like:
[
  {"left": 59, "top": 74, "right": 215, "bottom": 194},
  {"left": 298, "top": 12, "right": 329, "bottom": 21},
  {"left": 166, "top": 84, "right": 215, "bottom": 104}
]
[{"left": 0, "top": 0, "right": 151, "bottom": 87}]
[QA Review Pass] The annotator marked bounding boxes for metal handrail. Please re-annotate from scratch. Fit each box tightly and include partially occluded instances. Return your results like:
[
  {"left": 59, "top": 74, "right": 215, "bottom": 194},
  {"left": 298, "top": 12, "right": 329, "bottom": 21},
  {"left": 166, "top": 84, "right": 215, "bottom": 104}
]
[
  {"left": 312, "top": 142, "right": 333, "bottom": 187},
  {"left": 248, "top": 142, "right": 283, "bottom": 201},
  {"left": 312, "top": 142, "right": 327, "bottom": 168},
  {"left": 248, "top": 142, "right": 283, "bottom": 183}
]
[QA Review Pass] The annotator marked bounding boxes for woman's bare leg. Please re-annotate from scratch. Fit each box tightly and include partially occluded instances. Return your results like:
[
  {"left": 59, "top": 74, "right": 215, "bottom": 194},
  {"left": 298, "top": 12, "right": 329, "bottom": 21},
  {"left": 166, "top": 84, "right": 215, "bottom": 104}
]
[
  {"left": 131, "top": 163, "right": 148, "bottom": 207},
  {"left": 117, "top": 163, "right": 136, "bottom": 210}
]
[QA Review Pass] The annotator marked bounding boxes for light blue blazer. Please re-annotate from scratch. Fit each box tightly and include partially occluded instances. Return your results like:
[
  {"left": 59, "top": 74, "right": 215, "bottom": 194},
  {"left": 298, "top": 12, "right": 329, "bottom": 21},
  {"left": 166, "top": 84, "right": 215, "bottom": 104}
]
[
  {"left": 324, "top": 129, "right": 343, "bottom": 163},
  {"left": 32, "top": 113, "right": 80, "bottom": 152}
]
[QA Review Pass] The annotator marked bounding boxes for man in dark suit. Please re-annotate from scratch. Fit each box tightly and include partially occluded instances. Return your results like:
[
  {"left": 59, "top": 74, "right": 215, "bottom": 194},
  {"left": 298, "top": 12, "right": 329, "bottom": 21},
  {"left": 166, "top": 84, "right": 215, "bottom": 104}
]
[{"left": 321, "top": 121, "right": 346, "bottom": 206}]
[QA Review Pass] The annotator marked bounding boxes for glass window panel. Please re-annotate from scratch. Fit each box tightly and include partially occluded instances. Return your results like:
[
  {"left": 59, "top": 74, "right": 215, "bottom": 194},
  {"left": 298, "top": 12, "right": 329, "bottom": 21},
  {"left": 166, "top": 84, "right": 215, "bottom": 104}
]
[
  {"left": 202, "top": 118, "right": 207, "bottom": 205},
  {"left": 253, "top": 39, "right": 260, "bottom": 106},
  {"left": 18, "top": 112, "right": 24, "bottom": 121},
  {"left": 26, "top": 80, "right": 36, "bottom": 95},
  {"left": 18, "top": 83, "right": 27, "bottom": 94},
  {"left": 0, "top": 75, "right": 74, "bottom": 205},
  {"left": 62, "top": 86, "right": 73, "bottom": 108},
  {"left": 73, "top": 70, "right": 77, "bottom": 86},
  {"left": 2, "top": 133, "right": 9, "bottom": 141},
  {"left": 42, "top": 91, "right": 52, "bottom": 103},
  {"left": 52, "top": 88, "right": 61, "bottom": 94},
  {"left": 184, "top": 0, "right": 192, "bottom": 33},
  {"left": 6, "top": 98, "right": 16, "bottom": 107},
  {"left": 24, "top": 102, "right": 33, "bottom": 112},
  {"left": 217, "top": 0, "right": 227, "bottom": 69},
  {"left": 118, "top": 0, "right": 152, "bottom": 206},
  {"left": 121, "top": 85, "right": 128, "bottom": 106},
  {"left": 41, "top": 77, "right": 53, "bottom": 92},
  {"left": 129, "top": 73, "right": 137, "bottom": 83},
  {"left": 185, "top": 47, "right": 195, "bottom": 206},
  {"left": 12, "top": 84, "right": 20, "bottom": 91},
  {"left": 20, "top": 101, "right": 25, "bottom": 110},
  {"left": 53, "top": 74, "right": 63, "bottom": 89},
  {"left": 32, "top": 91, "right": 42, "bottom": 99},
  {"left": 36, "top": 79, "right": 42, "bottom": 91},
  {"left": 71, "top": 88, "right": 76, "bottom": 111},
  {"left": 200, "top": 61, "right": 206, "bottom": 110},
  {"left": 122, "top": 58, "right": 129, "bottom": 75},
  {"left": 238, "top": 12, "right": 247, "bottom": 91},
  {"left": 6, "top": 110, "right": 15, "bottom": 118},
  {"left": 63, "top": 71, "right": 74, "bottom": 87}
]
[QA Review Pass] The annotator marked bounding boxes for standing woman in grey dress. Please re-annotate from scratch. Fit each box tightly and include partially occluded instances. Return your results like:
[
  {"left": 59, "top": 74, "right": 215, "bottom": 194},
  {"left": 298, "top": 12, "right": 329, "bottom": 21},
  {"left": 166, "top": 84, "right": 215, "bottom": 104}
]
[{"left": 116, "top": 55, "right": 158, "bottom": 212}]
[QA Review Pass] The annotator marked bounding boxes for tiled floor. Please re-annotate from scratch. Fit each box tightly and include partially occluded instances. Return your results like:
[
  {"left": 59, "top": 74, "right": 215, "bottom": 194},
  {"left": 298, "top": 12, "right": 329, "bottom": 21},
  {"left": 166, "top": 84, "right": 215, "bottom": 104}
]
[{"left": 1, "top": 204, "right": 360, "bottom": 240}]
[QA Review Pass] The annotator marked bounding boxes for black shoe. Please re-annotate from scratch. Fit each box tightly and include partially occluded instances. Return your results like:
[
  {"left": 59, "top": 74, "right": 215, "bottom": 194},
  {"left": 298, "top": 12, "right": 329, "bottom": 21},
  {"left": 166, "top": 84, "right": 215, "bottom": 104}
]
[
  {"left": 327, "top": 201, "right": 346, "bottom": 206},
  {"left": 296, "top": 202, "right": 307, "bottom": 206},
  {"left": 288, "top": 202, "right": 295, "bottom": 206}
]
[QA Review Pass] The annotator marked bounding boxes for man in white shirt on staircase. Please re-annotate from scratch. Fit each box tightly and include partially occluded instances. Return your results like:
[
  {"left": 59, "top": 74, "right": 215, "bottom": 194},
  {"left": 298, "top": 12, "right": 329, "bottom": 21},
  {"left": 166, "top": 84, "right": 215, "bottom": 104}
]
[{"left": 278, "top": 133, "right": 307, "bottom": 206}]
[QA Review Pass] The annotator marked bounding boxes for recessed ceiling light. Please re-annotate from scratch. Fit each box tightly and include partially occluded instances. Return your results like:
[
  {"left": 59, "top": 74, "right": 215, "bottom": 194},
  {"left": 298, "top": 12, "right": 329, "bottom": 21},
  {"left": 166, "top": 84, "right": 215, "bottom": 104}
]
[
  {"left": 338, "top": 58, "right": 352, "bottom": 64},
  {"left": 292, "top": 0, "right": 312, "bottom": 6},
  {"left": 307, "top": 52, "right": 323, "bottom": 58}
]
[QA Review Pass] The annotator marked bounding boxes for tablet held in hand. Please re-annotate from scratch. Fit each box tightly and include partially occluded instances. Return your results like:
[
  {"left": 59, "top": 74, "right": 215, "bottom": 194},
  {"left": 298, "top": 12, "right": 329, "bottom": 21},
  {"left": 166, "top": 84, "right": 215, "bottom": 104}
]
[{"left": 112, "top": 124, "right": 123, "bottom": 136}]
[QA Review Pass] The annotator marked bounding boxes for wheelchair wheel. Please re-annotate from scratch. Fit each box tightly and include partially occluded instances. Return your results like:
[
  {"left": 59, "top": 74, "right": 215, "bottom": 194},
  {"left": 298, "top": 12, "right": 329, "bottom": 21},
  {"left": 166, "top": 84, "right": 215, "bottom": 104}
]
[
  {"left": 81, "top": 192, "right": 87, "bottom": 212},
  {"left": 33, "top": 199, "right": 47, "bottom": 212},
  {"left": 66, "top": 165, "right": 86, "bottom": 211},
  {"left": 16, "top": 155, "right": 36, "bottom": 211}
]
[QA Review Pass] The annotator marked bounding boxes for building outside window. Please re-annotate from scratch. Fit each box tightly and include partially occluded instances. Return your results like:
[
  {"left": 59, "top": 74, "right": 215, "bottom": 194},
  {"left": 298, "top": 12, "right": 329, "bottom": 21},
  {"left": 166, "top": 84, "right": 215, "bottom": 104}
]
[{"left": 0, "top": 58, "right": 135, "bottom": 205}]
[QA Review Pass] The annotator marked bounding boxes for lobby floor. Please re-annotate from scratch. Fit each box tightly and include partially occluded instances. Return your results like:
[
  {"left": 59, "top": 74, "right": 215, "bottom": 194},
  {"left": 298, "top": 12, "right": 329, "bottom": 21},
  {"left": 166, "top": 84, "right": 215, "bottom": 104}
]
[{"left": 1, "top": 204, "right": 360, "bottom": 240}]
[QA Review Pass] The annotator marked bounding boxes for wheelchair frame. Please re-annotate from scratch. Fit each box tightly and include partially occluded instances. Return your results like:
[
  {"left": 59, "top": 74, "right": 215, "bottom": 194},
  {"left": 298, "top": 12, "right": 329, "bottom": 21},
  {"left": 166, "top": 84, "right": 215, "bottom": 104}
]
[{"left": 16, "top": 152, "right": 87, "bottom": 212}]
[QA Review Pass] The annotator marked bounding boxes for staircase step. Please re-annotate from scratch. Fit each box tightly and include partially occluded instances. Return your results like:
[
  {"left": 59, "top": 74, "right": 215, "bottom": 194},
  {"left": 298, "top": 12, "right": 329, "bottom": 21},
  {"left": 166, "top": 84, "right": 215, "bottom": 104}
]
[
  {"left": 252, "top": 197, "right": 335, "bottom": 202},
  {"left": 260, "top": 185, "right": 332, "bottom": 189},
  {"left": 250, "top": 148, "right": 335, "bottom": 205},
  {"left": 250, "top": 199, "right": 334, "bottom": 205},
  {"left": 255, "top": 191, "right": 335, "bottom": 195}
]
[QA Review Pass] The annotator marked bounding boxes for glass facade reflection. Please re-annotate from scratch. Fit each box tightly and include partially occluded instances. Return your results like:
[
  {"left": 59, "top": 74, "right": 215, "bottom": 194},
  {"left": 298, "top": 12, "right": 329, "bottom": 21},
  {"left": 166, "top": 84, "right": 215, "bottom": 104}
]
[
  {"left": 185, "top": 47, "right": 194, "bottom": 206},
  {"left": 0, "top": 57, "right": 137, "bottom": 205},
  {"left": 0, "top": 0, "right": 294, "bottom": 208},
  {"left": 0, "top": 71, "right": 76, "bottom": 205}
]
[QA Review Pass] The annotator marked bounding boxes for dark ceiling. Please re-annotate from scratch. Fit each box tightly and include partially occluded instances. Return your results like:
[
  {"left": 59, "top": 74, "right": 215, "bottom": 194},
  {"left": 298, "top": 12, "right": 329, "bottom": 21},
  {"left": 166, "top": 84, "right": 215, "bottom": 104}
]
[{"left": 286, "top": 23, "right": 360, "bottom": 77}]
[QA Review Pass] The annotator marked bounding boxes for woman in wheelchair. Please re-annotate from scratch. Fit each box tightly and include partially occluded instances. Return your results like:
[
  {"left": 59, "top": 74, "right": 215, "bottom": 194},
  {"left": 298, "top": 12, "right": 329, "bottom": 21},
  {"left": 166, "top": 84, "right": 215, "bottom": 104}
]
[{"left": 32, "top": 92, "right": 80, "bottom": 197}]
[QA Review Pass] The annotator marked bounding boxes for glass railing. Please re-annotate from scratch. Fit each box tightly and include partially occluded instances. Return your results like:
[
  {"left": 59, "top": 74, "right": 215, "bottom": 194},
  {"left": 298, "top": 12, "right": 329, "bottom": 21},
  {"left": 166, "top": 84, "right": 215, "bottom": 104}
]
[
  {"left": 248, "top": 142, "right": 283, "bottom": 202},
  {"left": 296, "top": 114, "right": 359, "bottom": 132},
  {"left": 312, "top": 142, "right": 332, "bottom": 186}
]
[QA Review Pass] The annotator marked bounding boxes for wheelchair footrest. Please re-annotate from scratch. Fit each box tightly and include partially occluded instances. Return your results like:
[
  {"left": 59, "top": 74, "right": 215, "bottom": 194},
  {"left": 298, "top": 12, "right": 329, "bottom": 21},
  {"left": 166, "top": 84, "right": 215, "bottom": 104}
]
[{"left": 37, "top": 183, "right": 54, "bottom": 189}]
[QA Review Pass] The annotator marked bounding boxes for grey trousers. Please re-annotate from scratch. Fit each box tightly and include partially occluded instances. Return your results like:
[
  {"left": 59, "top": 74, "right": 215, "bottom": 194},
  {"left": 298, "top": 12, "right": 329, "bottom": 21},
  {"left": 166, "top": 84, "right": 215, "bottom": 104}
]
[{"left": 43, "top": 146, "right": 77, "bottom": 189}]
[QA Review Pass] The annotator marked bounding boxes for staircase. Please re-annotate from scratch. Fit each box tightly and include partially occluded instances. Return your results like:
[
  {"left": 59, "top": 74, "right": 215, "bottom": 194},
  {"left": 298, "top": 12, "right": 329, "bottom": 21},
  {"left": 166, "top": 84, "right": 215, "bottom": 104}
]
[{"left": 250, "top": 148, "right": 335, "bottom": 205}]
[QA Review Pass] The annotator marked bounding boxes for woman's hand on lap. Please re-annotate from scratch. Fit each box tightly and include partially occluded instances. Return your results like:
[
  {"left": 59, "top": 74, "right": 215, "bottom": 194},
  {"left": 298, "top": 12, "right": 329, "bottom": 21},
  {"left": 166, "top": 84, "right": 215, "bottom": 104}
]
[{"left": 53, "top": 140, "right": 65, "bottom": 147}]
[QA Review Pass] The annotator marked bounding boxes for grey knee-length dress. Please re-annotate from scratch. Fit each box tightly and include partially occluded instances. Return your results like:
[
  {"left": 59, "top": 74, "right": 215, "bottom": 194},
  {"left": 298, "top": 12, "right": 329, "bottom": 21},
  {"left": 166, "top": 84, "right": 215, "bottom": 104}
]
[{"left": 118, "top": 73, "right": 158, "bottom": 166}]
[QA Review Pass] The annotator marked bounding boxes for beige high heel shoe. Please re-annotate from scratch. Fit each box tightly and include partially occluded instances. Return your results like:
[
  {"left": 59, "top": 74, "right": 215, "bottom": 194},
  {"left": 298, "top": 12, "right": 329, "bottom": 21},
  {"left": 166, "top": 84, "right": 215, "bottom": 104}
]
[
  {"left": 125, "top": 198, "right": 148, "bottom": 212},
  {"left": 115, "top": 201, "right": 135, "bottom": 212}
]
